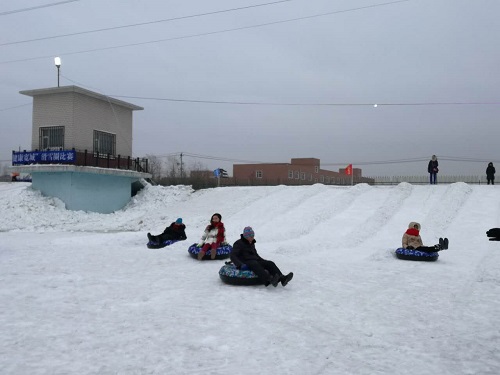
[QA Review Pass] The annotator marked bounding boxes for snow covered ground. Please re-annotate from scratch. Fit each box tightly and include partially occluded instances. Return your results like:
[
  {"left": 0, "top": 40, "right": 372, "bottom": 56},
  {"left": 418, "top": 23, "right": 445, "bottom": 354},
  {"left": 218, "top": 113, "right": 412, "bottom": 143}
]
[{"left": 1, "top": 181, "right": 499, "bottom": 374}]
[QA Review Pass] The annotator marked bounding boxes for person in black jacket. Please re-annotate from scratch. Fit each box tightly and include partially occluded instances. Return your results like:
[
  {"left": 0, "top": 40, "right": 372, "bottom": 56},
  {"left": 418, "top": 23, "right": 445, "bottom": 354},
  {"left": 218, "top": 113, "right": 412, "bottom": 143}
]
[
  {"left": 231, "top": 226, "right": 293, "bottom": 287},
  {"left": 486, "top": 162, "right": 495, "bottom": 185},
  {"left": 147, "top": 218, "right": 187, "bottom": 245},
  {"left": 428, "top": 155, "right": 439, "bottom": 184},
  {"left": 487, "top": 228, "right": 500, "bottom": 241}
]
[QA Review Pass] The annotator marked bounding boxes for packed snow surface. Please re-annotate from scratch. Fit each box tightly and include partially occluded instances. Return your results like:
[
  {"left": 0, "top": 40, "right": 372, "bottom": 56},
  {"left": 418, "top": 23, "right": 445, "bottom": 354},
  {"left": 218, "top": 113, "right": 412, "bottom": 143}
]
[{"left": 1, "top": 182, "right": 499, "bottom": 374}]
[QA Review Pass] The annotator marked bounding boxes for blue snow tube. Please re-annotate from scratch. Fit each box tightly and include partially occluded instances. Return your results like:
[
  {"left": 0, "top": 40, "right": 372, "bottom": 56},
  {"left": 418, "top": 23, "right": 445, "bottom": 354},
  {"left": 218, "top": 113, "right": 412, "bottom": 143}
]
[
  {"left": 395, "top": 247, "right": 439, "bottom": 262},
  {"left": 147, "top": 239, "right": 181, "bottom": 249},
  {"left": 219, "top": 263, "right": 262, "bottom": 285},
  {"left": 188, "top": 243, "right": 232, "bottom": 260}
]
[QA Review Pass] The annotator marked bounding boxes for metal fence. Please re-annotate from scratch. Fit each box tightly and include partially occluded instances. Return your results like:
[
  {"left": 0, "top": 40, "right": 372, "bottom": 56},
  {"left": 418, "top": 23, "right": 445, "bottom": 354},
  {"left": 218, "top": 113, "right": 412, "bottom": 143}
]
[
  {"left": 369, "top": 175, "right": 490, "bottom": 185},
  {"left": 12, "top": 149, "right": 149, "bottom": 173}
]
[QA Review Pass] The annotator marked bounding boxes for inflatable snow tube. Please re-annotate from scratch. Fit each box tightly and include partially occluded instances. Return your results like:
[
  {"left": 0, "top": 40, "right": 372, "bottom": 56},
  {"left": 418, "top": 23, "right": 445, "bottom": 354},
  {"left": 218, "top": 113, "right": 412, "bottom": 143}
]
[
  {"left": 395, "top": 247, "right": 439, "bottom": 262},
  {"left": 219, "top": 263, "right": 262, "bottom": 285},
  {"left": 147, "top": 239, "right": 181, "bottom": 249},
  {"left": 188, "top": 243, "right": 232, "bottom": 260}
]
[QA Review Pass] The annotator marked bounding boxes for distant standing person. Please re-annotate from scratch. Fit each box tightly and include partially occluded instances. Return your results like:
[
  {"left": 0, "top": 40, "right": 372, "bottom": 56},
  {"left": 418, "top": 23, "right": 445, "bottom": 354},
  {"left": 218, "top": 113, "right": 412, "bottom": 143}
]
[
  {"left": 486, "top": 162, "right": 495, "bottom": 185},
  {"left": 428, "top": 155, "right": 439, "bottom": 185}
]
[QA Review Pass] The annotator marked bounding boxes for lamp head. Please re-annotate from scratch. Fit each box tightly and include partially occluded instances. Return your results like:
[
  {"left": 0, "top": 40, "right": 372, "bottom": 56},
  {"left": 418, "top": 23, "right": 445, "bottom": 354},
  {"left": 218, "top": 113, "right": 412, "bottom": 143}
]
[{"left": 54, "top": 57, "right": 61, "bottom": 67}]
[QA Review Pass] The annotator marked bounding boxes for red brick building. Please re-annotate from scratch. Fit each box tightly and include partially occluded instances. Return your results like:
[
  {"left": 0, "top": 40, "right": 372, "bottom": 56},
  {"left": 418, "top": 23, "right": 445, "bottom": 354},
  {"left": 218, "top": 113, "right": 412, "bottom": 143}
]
[{"left": 233, "top": 158, "right": 373, "bottom": 186}]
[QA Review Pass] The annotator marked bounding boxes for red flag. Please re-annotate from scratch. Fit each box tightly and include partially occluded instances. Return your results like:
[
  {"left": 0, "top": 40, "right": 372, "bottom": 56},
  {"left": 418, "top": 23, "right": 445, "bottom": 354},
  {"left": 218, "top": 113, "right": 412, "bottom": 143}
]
[{"left": 345, "top": 164, "right": 352, "bottom": 176}]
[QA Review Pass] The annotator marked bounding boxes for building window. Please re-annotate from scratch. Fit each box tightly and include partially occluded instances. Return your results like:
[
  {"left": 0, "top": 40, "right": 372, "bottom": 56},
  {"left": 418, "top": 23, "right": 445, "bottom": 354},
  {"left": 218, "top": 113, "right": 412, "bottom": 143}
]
[
  {"left": 309, "top": 173, "right": 313, "bottom": 181},
  {"left": 39, "top": 126, "right": 64, "bottom": 150},
  {"left": 325, "top": 177, "right": 330, "bottom": 184},
  {"left": 288, "top": 170, "right": 293, "bottom": 179},
  {"left": 320, "top": 175, "right": 325, "bottom": 183},
  {"left": 256, "top": 170, "right": 263, "bottom": 179},
  {"left": 314, "top": 166, "right": 319, "bottom": 173},
  {"left": 301, "top": 172, "right": 306, "bottom": 180},
  {"left": 93, "top": 130, "right": 116, "bottom": 156},
  {"left": 294, "top": 171, "right": 300, "bottom": 179}
]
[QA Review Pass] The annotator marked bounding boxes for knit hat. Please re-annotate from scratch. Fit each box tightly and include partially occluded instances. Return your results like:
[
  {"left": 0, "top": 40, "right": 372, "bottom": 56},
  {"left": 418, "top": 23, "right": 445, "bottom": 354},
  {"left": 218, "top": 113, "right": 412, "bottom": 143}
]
[
  {"left": 175, "top": 218, "right": 182, "bottom": 224},
  {"left": 243, "top": 226, "right": 255, "bottom": 238}
]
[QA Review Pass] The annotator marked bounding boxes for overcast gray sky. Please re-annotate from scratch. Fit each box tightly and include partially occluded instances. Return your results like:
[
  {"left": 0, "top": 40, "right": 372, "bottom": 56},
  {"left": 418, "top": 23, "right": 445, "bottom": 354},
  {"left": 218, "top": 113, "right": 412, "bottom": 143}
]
[{"left": 1, "top": 0, "right": 499, "bottom": 177}]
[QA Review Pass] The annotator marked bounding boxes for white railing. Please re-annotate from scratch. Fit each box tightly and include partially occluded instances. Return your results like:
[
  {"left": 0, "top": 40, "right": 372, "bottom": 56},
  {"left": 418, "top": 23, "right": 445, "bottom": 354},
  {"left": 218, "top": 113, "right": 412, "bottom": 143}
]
[{"left": 368, "top": 175, "right": 489, "bottom": 185}]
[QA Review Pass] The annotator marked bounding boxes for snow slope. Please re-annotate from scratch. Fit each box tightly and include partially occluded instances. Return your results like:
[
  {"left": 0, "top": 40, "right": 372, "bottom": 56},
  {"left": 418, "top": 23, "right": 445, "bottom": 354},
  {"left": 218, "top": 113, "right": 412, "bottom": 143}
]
[{"left": 0, "top": 182, "right": 499, "bottom": 374}]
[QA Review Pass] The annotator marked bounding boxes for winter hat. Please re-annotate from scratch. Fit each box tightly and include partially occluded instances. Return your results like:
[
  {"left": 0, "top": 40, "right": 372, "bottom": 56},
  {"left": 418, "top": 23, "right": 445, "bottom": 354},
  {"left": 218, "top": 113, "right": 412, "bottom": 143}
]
[
  {"left": 243, "top": 226, "right": 255, "bottom": 238},
  {"left": 408, "top": 222, "right": 421, "bottom": 230},
  {"left": 175, "top": 218, "right": 182, "bottom": 224}
]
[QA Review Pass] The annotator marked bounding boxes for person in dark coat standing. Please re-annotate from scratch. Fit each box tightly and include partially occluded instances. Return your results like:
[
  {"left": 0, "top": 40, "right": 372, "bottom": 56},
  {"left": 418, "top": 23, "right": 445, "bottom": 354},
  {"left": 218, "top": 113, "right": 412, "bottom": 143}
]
[
  {"left": 147, "top": 218, "right": 187, "bottom": 244},
  {"left": 231, "top": 226, "right": 293, "bottom": 287},
  {"left": 428, "top": 155, "right": 439, "bottom": 184},
  {"left": 486, "top": 162, "right": 495, "bottom": 185}
]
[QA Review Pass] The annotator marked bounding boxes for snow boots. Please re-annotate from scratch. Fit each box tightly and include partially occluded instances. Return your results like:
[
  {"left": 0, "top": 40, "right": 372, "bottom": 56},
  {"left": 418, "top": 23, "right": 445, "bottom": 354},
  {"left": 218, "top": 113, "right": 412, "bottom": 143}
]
[
  {"left": 147, "top": 233, "right": 157, "bottom": 244},
  {"left": 438, "top": 238, "right": 449, "bottom": 250},
  {"left": 265, "top": 273, "right": 293, "bottom": 287},
  {"left": 280, "top": 272, "right": 294, "bottom": 287},
  {"left": 265, "top": 273, "right": 281, "bottom": 287}
]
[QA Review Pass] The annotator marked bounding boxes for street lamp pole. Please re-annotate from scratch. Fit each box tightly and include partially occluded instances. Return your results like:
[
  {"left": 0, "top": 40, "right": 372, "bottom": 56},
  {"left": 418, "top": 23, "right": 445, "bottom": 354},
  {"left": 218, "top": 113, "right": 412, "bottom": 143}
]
[{"left": 54, "top": 57, "right": 61, "bottom": 87}]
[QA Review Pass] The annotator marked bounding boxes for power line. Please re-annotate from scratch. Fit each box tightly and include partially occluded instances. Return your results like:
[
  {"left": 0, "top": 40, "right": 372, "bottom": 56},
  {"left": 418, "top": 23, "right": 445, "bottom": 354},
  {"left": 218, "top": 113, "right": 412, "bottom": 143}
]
[
  {"left": 60, "top": 74, "right": 499, "bottom": 107},
  {"left": 110, "top": 95, "right": 499, "bottom": 107},
  {"left": 0, "top": 0, "right": 412, "bottom": 65},
  {"left": 9, "top": 74, "right": 494, "bottom": 109},
  {"left": 0, "top": 103, "right": 31, "bottom": 112},
  {"left": 159, "top": 152, "right": 500, "bottom": 166},
  {"left": 182, "top": 152, "right": 265, "bottom": 164},
  {"left": 0, "top": 0, "right": 292, "bottom": 47},
  {"left": 0, "top": 0, "right": 81, "bottom": 16},
  {"left": 318, "top": 156, "right": 500, "bottom": 166}
]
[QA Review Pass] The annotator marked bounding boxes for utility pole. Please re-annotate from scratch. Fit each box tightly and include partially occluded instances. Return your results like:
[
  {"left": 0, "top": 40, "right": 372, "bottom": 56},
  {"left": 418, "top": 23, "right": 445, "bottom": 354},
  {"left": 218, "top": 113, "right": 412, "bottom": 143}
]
[{"left": 180, "top": 152, "right": 183, "bottom": 178}]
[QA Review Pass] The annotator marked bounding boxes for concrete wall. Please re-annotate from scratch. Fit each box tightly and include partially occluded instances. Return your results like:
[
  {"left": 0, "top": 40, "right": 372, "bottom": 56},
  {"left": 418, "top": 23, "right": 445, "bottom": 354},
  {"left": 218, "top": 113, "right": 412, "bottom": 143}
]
[
  {"left": 73, "top": 93, "right": 132, "bottom": 156},
  {"left": 28, "top": 88, "right": 135, "bottom": 156},
  {"left": 31, "top": 171, "right": 136, "bottom": 213},
  {"left": 31, "top": 93, "right": 75, "bottom": 150}
]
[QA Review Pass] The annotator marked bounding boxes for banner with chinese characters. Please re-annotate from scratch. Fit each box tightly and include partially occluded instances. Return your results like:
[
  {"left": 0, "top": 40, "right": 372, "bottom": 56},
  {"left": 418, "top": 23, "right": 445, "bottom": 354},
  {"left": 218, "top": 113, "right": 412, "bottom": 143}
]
[{"left": 12, "top": 150, "right": 76, "bottom": 165}]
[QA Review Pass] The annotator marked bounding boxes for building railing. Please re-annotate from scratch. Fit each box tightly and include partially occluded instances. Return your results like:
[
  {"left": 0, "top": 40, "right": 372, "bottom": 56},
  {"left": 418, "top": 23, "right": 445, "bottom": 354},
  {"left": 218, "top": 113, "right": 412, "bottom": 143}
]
[{"left": 12, "top": 148, "right": 148, "bottom": 173}]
